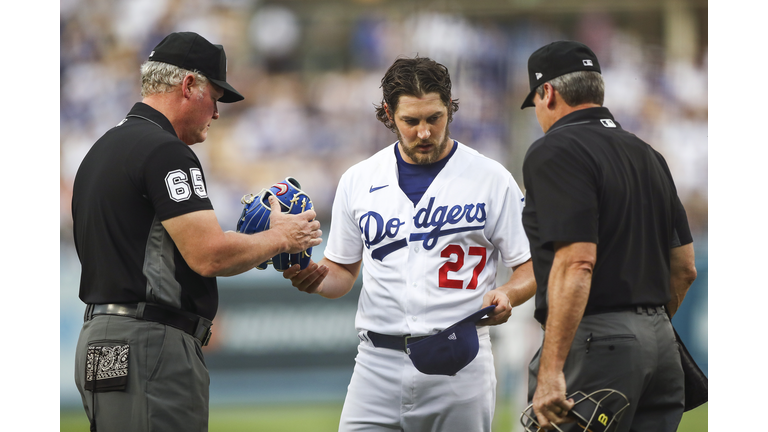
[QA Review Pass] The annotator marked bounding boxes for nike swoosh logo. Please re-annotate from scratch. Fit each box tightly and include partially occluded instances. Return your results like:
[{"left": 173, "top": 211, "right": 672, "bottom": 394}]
[{"left": 369, "top": 185, "right": 389, "bottom": 193}]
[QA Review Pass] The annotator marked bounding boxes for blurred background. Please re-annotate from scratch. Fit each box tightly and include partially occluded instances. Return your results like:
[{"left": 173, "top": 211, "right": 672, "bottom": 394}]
[{"left": 60, "top": 0, "right": 708, "bottom": 429}]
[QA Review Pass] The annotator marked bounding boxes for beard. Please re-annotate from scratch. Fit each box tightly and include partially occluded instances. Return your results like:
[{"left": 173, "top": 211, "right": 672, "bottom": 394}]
[{"left": 396, "top": 126, "right": 452, "bottom": 165}]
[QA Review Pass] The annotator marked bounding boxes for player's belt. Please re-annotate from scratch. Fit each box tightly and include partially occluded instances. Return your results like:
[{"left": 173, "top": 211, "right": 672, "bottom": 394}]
[
  {"left": 84, "top": 302, "right": 213, "bottom": 346},
  {"left": 366, "top": 331, "right": 431, "bottom": 353}
]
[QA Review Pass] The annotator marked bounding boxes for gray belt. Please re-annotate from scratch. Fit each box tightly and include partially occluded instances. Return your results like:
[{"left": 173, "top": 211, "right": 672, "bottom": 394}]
[
  {"left": 84, "top": 302, "right": 213, "bottom": 346},
  {"left": 542, "top": 304, "right": 667, "bottom": 331},
  {"left": 635, "top": 305, "right": 666, "bottom": 315}
]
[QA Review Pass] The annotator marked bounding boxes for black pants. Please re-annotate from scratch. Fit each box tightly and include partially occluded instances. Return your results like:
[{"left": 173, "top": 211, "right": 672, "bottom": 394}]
[
  {"left": 74, "top": 315, "right": 210, "bottom": 431},
  {"left": 528, "top": 309, "right": 684, "bottom": 432}
]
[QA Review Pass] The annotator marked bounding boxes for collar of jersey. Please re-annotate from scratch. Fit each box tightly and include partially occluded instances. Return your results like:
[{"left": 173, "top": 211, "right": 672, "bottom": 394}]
[
  {"left": 545, "top": 106, "right": 616, "bottom": 135},
  {"left": 127, "top": 102, "right": 178, "bottom": 137}
]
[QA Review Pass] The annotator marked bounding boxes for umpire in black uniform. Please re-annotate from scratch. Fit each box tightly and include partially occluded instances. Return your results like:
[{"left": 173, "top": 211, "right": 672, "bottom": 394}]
[
  {"left": 71, "top": 32, "right": 322, "bottom": 432},
  {"left": 519, "top": 41, "right": 698, "bottom": 431}
]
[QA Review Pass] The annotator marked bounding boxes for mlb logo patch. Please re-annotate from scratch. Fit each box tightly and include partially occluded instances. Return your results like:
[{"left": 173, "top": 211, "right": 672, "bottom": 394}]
[
  {"left": 583, "top": 59, "right": 593, "bottom": 66},
  {"left": 600, "top": 119, "right": 616, "bottom": 128}
]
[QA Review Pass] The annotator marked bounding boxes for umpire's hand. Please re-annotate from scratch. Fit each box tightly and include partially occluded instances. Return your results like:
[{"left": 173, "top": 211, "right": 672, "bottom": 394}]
[
  {"left": 532, "top": 370, "right": 576, "bottom": 430},
  {"left": 267, "top": 195, "right": 323, "bottom": 254}
]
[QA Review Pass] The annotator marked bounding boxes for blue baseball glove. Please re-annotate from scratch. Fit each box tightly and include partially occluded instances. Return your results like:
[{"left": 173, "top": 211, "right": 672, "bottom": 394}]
[{"left": 236, "top": 177, "right": 314, "bottom": 271}]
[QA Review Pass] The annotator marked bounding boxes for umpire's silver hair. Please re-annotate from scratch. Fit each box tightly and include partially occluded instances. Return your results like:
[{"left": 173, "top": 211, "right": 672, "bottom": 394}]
[
  {"left": 536, "top": 70, "right": 605, "bottom": 107},
  {"left": 140, "top": 61, "right": 209, "bottom": 98}
]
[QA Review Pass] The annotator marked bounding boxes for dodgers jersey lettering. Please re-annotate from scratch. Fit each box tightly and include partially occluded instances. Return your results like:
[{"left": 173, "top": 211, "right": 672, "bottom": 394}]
[{"left": 324, "top": 142, "right": 530, "bottom": 336}]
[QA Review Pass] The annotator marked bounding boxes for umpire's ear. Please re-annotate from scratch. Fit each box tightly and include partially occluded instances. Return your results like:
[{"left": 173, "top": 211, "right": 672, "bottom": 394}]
[
  {"left": 181, "top": 74, "right": 197, "bottom": 100},
  {"left": 541, "top": 83, "right": 558, "bottom": 109}
]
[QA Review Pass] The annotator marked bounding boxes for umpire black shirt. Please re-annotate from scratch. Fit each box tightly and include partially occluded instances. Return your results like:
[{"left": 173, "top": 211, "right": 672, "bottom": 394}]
[
  {"left": 72, "top": 103, "right": 218, "bottom": 320},
  {"left": 521, "top": 107, "right": 693, "bottom": 325}
]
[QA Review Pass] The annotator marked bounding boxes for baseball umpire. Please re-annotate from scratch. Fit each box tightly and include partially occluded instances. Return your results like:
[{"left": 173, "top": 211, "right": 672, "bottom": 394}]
[
  {"left": 71, "top": 32, "right": 322, "bottom": 431},
  {"left": 519, "top": 41, "right": 698, "bottom": 431},
  {"left": 282, "top": 56, "right": 536, "bottom": 432}
]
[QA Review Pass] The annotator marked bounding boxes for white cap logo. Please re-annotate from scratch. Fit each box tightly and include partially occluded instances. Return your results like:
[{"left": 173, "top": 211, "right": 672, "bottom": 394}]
[
  {"left": 535, "top": 72, "right": 543, "bottom": 80},
  {"left": 583, "top": 59, "right": 593, "bottom": 66},
  {"left": 149, "top": 50, "right": 155, "bottom": 58}
]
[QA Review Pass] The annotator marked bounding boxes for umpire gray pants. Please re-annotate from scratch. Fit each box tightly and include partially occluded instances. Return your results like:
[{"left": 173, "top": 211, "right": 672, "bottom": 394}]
[
  {"left": 74, "top": 315, "right": 210, "bottom": 432},
  {"left": 527, "top": 308, "right": 684, "bottom": 432}
]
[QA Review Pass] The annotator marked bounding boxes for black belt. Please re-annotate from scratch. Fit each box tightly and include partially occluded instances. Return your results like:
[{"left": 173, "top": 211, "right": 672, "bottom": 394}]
[
  {"left": 366, "top": 331, "right": 431, "bottom": 353},
  {"left": 84, "top": 302, "right": 213, "bottom": 346}
]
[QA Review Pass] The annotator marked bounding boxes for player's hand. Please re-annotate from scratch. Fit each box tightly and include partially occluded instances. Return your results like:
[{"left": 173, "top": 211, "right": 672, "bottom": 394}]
[
  {"left": 532, "top": 370, "right": 576, "bottom": 430},
  {"left": 477, "top": 290, "right": 513, "bottom": 326},
  {"left": 283, "top": 260, "right": 329, "bottom": 294},
  {"left": 267, "top": 196, "right": 323, "bottom": 254}
]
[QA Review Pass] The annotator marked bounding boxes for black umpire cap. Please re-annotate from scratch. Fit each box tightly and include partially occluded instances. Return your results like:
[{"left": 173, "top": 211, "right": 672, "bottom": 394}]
[
  {"left": 148, "top": 32, "right": 244, "bottom": 103},
  {"left": 520, "top": 40, "right": 600, "bottom": 109}
]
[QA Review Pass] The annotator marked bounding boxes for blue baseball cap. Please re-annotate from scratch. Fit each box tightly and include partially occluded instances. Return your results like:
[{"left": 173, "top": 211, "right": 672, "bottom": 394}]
[{"left": 406, "top": 305, "right": 496, "bottom": 376}]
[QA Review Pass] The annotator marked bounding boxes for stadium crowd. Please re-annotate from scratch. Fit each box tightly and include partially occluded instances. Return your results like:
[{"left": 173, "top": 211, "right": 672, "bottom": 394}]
[{"left": 60, "top": 0, "right": 707, "bottom": 241}]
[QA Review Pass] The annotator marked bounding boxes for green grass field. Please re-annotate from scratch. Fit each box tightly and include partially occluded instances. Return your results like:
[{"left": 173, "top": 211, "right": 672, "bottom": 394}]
[{"left": 61, "top": 401, "right": 707, "bottom": 431}]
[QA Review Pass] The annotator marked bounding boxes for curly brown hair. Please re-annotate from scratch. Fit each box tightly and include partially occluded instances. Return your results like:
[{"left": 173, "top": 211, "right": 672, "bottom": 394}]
[{"left": 374, "top": 56, "right": 459, "bottom": 133}]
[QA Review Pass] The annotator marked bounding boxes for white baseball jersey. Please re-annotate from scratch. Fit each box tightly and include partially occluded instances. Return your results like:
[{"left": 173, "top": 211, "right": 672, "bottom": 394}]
[{"left": 324, "top": 141, "right": 531, "bottom": 336}]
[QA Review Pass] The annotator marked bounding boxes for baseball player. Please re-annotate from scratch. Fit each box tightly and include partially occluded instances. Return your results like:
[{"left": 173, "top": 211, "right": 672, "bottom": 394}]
[
  {"left": 71, "top": 32, "right": 321, "bottom": 431},
  {"left": 283, "top": 57, "right": 536, "bottom": 432}
]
